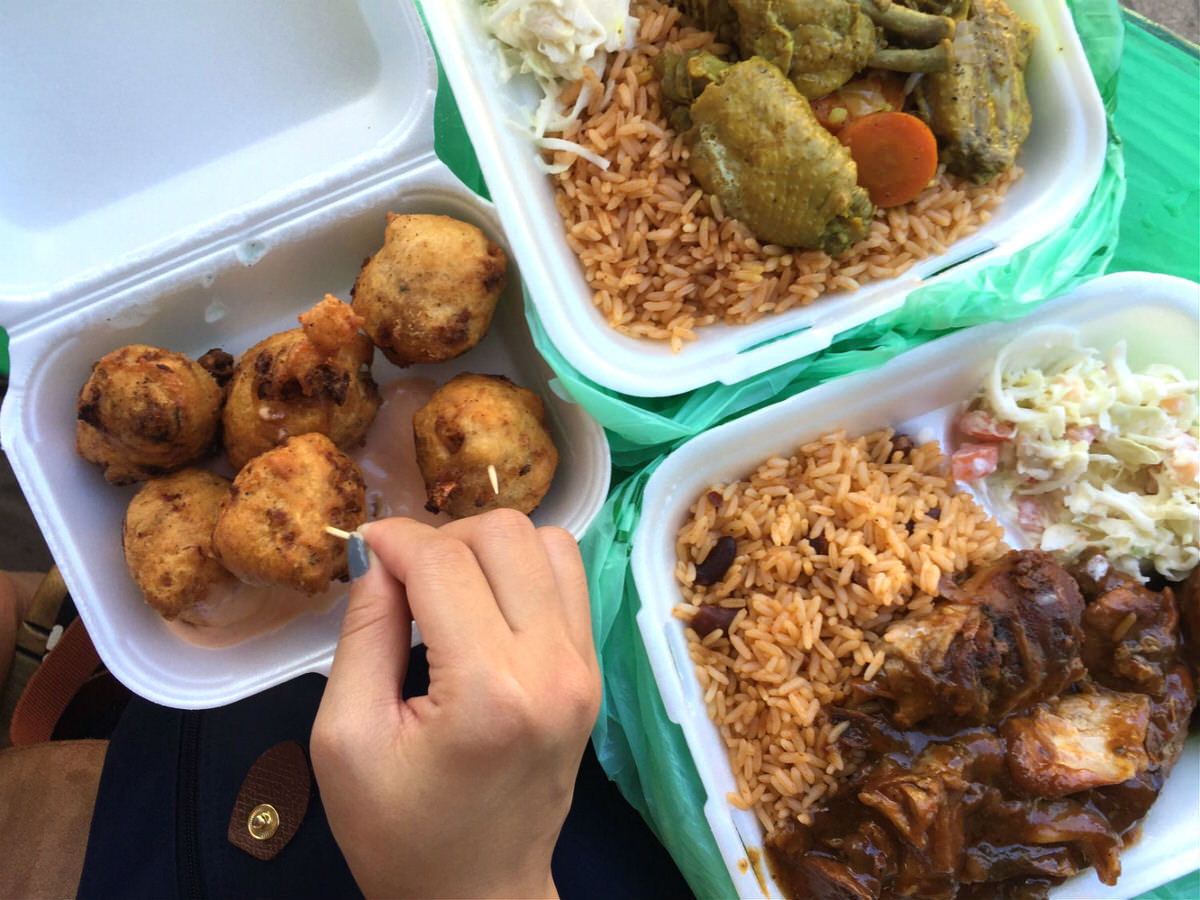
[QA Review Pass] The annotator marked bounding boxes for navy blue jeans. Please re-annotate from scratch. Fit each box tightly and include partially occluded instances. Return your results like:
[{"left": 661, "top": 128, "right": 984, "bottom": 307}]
[{"left": 77, "top": 645, "right": 693, "bottom": 900}]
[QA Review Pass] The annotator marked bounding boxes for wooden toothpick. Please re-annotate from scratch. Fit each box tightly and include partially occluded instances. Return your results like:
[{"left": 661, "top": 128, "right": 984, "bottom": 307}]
[
  {"left": 487, "top": 464, "right": 500, "bottom": 496},
  {"left": 325, "top": 525, "right": 354, "bottom": 540}
]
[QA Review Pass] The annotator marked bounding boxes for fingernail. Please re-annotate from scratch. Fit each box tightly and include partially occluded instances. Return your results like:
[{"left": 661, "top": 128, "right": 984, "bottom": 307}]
[{"left": 347, "top": 532, "right": 372, "bottom": 581}]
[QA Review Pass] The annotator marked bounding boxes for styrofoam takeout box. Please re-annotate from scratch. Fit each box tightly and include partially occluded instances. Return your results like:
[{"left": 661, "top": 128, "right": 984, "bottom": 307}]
[
  {"left": 422, "top": 0, "right": 1107, "bottom": 398},
  {"left": 0, "top": 0, "right": 610, "bottom": 709},
  {"left": 631, "top": 273, "right": 1200, "bottom": 899}
]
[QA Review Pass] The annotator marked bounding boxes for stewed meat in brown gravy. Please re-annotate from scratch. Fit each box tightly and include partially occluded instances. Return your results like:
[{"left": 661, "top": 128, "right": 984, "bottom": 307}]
[{"left": 765, "top": 550, "right": 1198, "bottom": 900}]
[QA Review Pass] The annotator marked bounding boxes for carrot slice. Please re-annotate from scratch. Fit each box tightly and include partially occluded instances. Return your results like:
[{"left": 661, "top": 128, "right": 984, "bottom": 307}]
[{"left": 838, "top": 111, "right": 939, "bottom": 208}]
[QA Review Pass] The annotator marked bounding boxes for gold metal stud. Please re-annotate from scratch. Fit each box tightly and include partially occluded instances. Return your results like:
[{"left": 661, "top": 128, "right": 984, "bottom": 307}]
[{"left": 248, "top": 803, "right": 280, "bottom": 841}]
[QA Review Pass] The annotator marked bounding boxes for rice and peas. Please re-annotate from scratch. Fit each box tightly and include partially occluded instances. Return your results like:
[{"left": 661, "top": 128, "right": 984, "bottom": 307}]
[
  {"left": 673, "top": 428, "right": 1008, "bottom": 834},
  {"left": 546, "top": 0, "right": 1021, "bottom": 352}
]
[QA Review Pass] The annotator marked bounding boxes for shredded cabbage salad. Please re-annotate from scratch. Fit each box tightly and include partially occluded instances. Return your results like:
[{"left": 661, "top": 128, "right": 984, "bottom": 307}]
[
  {"left": 952, "top": 328, "right": 1199, "bottom": 582},
  {"left": 480, "top": 0, "right": 638, "bottom": 172}
]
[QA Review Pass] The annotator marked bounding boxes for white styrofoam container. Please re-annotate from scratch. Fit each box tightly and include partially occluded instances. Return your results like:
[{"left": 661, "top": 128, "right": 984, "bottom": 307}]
[
  {"left": 422, "top": 0, "right": 1108, "bottom": 398},
  {"left": 0, "top": 0, "right": 610, "bottom": 709},
  {"left": 631, "top": 273, "right": 1200, "bottom": 899}
]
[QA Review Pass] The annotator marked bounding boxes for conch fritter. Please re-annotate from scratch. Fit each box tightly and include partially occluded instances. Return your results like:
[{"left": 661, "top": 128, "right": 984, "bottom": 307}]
[
  {"left": 122, "top": 468, "right": 236, "bottom": 621},
  {"left": 351, "top": 213, "right": 508, "bottom": 367},
  {"left": 222, "top": 294, "right": 380, "bottom": 471},
  {"left": 76, "top": 344, "right": 229, "bottom": 484},
  {"left": 212, "top": 432, "right": 367, "bottom": 593},
  {"left": 413, "top": 373, "right": 558, "bottom": 518}
]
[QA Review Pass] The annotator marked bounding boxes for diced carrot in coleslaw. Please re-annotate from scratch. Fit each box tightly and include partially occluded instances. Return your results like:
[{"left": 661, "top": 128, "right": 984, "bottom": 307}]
[
  {"left": 951, "top": 443, "right": 1000, "bottom": 482},
  {"left": 1016, "top": 496, "right": 1047, "bottom": 533},
  {"left": 958, "top": 409, "right": 1016, "bottom": 442}
]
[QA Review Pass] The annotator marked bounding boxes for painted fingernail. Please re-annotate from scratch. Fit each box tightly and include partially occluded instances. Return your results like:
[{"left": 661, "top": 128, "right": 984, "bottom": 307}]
[{"left": 347, "top": 532, "right": 371, "bottom": 581}]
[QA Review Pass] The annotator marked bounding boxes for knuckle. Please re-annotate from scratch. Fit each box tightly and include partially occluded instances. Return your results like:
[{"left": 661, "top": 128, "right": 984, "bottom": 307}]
[
  {"left": 478, "top": 678, "right": 540, "bottom": 746},
  {"left": 560, "top": 663, "right": 603, "bottom": 728},
  {"left": 412, "top": 532, "right": 477, "bottom": 574},
  {"left": 537, "top": 524, "right": 576, "bottom": 552},
  {"left": 478, "top": 506, "right": 536, "bottom": 539},
  {"left": 309, "top": 712, "right": 347, "bottom": 769}
]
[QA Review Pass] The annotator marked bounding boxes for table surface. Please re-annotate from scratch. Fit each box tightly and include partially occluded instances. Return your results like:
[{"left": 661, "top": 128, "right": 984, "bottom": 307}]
[{"left": 1121, "top": 0, "right": 1199, "bottom": 44}]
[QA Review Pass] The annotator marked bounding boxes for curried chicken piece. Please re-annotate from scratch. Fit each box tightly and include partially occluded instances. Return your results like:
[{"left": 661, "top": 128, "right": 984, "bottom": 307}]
[
  {"left": 911, "top": 0, "right": 1037, "bottom": 182},
  {"left": 730, "top": 0, "right": 955, "bottom": 99},
  {"left": 857, "top": 550, "right": 1086, "bottom": 726},
  {"left": 671, "top": 0, "right": 740, "bottom": 44},
  {"left": 1001, "top": 688, "right": 1152, "bottom": 797},
  {"left": 76, "top": 344, "right": 228, "bottom": 484},
  {"left": 671, "top": 0, "right": 955, "bottom": 100},
  {"left": 904, "top": 0, "right": 970, "bottom": 15},
  {"left": 222, "top": 294, "right": 380, "bottom": 471},
  {"left": 659, "top": 53, "right": 875, "bottom": 253}
]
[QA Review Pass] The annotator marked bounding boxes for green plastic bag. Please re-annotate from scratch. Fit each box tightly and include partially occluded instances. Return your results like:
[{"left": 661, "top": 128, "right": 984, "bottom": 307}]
[
  {"left": 1108, "top": 16, "right": 1200, "bottom": 282},
  {"left": 530, "top": 0, "right": 1127, "bottom": 477},
  {"left": 577, "top": 3, "right": 1140, "bottom": 898}
]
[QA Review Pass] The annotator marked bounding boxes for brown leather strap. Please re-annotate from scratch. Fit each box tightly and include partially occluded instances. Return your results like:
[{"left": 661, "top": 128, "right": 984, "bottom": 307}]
[
  {"left": 13, "top": 567, "right": 67, "bottom": 658},
  {"left": 9, "top": 618, "right": 103, "bottom": 746},
  {"left": 227, "top": 740, "right": 312, "bottom": 860}
]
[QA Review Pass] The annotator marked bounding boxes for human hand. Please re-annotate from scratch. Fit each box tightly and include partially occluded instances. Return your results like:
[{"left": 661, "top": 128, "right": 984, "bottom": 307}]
[{"left": 310, "top": 510, "right": 601, "bottom": 899}]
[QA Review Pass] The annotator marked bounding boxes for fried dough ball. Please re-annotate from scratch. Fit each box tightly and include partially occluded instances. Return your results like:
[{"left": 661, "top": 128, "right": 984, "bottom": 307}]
[
  {"left": 351, "top": 213, "right": 507, "bottom": 367},
  {"left": 223, "top": 294, "right": 380, "bottom": 471},
  {"left": 76, "top": 344, "right": 229, "bottom": 484},
  {"left": 122, "top": 469, "right": 236, "bottom": 621},
  {"left": 212, "top": 432, "right": 367, "bottom": 593},
  {"left": 413, "top": 373, "right": 558, "bottom": 518}
]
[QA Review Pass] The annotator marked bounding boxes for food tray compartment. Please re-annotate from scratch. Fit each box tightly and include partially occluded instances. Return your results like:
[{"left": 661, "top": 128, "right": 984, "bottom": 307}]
[
  {"left": 422, "top": 0, "right": 1108, "bottom": 397},
  {"left": 1, "top": 163, "right": 611, "bottom": 711},
  {"left": 630, "top": 272, "right": 1200, "bottom": 898}
]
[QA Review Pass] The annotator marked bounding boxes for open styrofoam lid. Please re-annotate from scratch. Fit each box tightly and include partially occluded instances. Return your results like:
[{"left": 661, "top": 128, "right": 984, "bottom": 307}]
[{"left": 0, "top": 0, "right": 436, "bottom": 323}]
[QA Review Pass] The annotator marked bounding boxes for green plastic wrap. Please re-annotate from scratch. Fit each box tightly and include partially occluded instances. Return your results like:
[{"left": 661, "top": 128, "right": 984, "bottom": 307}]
[
  {"left": 1109, "top": 15, "right": 1200, "bottom": 282},
  {"left": 529, "top": 0, "right": 1128, "bottom": 476},
  {"left": 1142, "top": 872, "right": 1200, "bottom": 900}
]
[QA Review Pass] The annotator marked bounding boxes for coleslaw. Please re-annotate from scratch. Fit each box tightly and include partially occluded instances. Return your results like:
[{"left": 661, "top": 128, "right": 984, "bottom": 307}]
[
  {"left": 952, "top": 327, "right": 1199, "bottom": 582},
  {"left": 480, "top": 0, "right": 638, "bottom": 172}
]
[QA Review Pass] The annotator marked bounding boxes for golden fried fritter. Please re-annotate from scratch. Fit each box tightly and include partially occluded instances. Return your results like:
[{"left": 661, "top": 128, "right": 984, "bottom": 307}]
[
  {"left": 222, "top": 294, "right": 380, "bottom": 471},
  {"left": 76, "top": 344, "right": 227, "bottom": 484},
  {"left": 351, "top": 213, "right": 507, "bottom": 366},
  {"left": 413, "top": 373, "right": 558, "bottom": 518},
  {"left": 211, "top": 432, "right": 367, "bottom": 593},
  {"left": 122, "top": 468, "right": 236, "bottom": 620}
]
